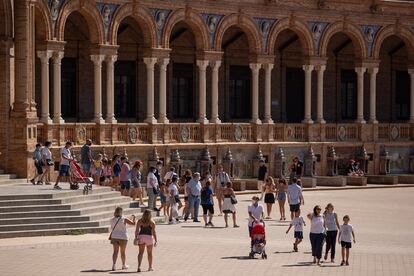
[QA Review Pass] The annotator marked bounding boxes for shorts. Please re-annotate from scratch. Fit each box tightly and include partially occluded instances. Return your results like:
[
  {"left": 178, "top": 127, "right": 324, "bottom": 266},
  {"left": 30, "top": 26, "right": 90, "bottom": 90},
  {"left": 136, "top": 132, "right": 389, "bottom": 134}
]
[
  {"left": 264, "top": 193, "right": 275, "bottom": 204},
  {"left": 110, "top": 238, "right": 127, "bottom": 246},
  {"left": 277, "top": 192, "right": 286, "bottom": 201},
  {"left": 35, "top": 161, "right": 43, "bottom": 174},
  {"left": 290, "top": 203, "right": 300, "bottom": 212},
  {"left": 59, "top": 165, "right": 70, "bottom": 177},
  {"left": 82, "top": 163, "right": 91, "bottom": 174},
  {"left": 341, "top": 241, "right": 352, "bottom": 248},
  {"left": 95, "top": 168, "right": 102, "bottom": 176},
  {"left": 184, "top": 196, "right": 189, "bottom": 202},
  {"left": 294, "top": 231, "right": 303, "bottom": 239},
  {"left": 131, "top": 179, "right": 141, "bottom": 189},
  {"left": 160, "top": 192, "right": 167, "bottom": 204},
  {"left": 137, "top": 234, "right": 154, "bottom": 246},
  {"left": 201, "top": 204, "right": 214, "bottom": 215},
  {"left": 120, "top": 180, "right": 131, "bottom": 190},
  {"left": 113, "top": 172, "right": 120, "bottom": 177}
]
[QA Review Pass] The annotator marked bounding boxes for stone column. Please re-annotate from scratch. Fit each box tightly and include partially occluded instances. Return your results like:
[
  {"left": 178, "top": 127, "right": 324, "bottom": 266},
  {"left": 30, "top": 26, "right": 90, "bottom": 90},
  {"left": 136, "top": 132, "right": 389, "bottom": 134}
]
[
  {"left": 210, "top": 60, "right": 221, "bottom": 124},
  {"left": 37, "top": 50, "right": 52, "bottom": 124},
  {"left": 91, "top": 55, "right": 105, "bottom": 124},
  {"left": 158, "top": 58, "right": 169, "bottom": 124},
  {"left": 263, "top": 63, "right": 274, "bottom": 123},
  {"left": 409, "top": 69, "right": 414, "bottom": 123},
  {"left": 368, "top": 67, "right": 379, "bottom": 124},
  {"left": 355, "top": 67, "right": 366, "bottom": 124},
  {"left": 143, "top": 57, "right": 157, "bottom": 124},
  {"left": 105, "top": 55, "right": 117, "bottom": 124},
  {"left": 249, "top": 63, "right": 262, "bottom": 124},
  {"left": 315, "top": 65, "right": 326, "bottom": 124},
  {"left": 197, "top": 60, "right": 209, "bottom": 124},
  {"left": 52, "top": 51, "right": 64, "bottom": 124},
  {"left": 302, "top": 65, "right": 314, "bottom": 124}
]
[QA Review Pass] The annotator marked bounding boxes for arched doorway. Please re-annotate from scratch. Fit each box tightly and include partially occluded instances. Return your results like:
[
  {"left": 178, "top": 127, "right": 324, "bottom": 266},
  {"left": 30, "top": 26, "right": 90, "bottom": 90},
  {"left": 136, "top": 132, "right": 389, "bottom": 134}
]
[{"left": 221, "top": 26, "right": 252, "bottom": 122}]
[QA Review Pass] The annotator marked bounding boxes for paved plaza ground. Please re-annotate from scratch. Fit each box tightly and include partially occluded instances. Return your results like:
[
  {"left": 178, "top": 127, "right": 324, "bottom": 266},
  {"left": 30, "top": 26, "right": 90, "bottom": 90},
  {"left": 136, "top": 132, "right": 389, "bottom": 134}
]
[{"left": 0, "top": 187, "right": 413, "bottom": 276}]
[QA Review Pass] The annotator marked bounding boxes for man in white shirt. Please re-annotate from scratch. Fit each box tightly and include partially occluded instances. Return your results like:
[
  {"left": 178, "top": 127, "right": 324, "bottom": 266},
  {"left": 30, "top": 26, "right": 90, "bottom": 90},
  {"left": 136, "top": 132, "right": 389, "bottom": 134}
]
[
  {"left": 287, "top": 177, "right": 304, "bottom": 219},
  {"left": 147, "top": 166, "right": 159, "bottom": 211},
  {"left": 248, "top": 196, "right": 264, "bottom": 236},
  {"left": 215, "top": 164, "right": 231, "bottom": 215},
  {"left": 163, "top": 167, "right": 177, "bottom": 182},
  {"left": 54, "top": 141, "right": 74, "bottom": 190}
]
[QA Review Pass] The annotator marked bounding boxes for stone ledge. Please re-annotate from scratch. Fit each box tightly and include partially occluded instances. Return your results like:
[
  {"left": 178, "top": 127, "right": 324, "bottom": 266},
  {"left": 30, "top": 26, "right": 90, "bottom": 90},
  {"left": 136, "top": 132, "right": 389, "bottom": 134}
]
[
  {"left": 345, "top": 176, "right": 368, "bottom": 186},
  {"left": 315, "top": 176, "right": 346, "bottom": 187},
  {"left": 231, "top": 180, "right": 246, "bottom": 191},
  {"left": 397, "top": 175, "right": 414, "bottom": 184},
  {"left": 300, "top": 177, "right": 317, "bottom": 188},
  {"left": 367, "top": 175, "right": 398, "bottom": 185}
]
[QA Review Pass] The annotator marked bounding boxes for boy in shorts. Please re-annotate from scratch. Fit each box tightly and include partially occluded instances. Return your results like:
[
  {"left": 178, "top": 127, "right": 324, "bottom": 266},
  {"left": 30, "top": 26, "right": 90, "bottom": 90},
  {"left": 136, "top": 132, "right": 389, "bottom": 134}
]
[
  {"left": 338, "top": 215, "right": 356, "bottom": 266},
  {"left": 286, "top": 209, "right": 306, "bottom": 252}
]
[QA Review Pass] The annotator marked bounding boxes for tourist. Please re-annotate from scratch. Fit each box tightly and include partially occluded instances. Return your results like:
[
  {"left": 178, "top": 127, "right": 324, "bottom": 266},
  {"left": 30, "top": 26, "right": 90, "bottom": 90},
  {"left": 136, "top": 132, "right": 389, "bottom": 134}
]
[
  {"left": 248, "top": 196, "right": 263, "bottom": 236},
  {"left": 180, "top": 174, "right": 190, "bottom": 219},
  {"left": 215, "top": 164, "right": 231, "bottom": 216},
  {"left": 135, "top": 209, "right": 158, "bottom": 272},
  {"left": 289, "top": 157, "right": 304, "bottom": 180},
  {"left": 276, "top": 178, "right": 288, "bottom": 221},
  {"left": 347, "top": 160, "right": 357, "bottom": 176},
  {"left": 112, "top": 154, "right": 121, "bottom": 189},
  {"left": 163, "top": 167, "right": 177, "bottom": 182},
  {"left": 119, "top": 157, "right": 131, "bottom": 196},
  {"left": 307, "top": 205, "right": 326, "bottom": 265},
  {"left": 102, "top": 158, "right": 112, "bottom": 186},
  {"left": 168, "top": 176, "right": 181, "bottom": 224},
  {"left": 154, "top": 160, "right": 163, "bottom": 188},
  {"left": 338, "top": 215, "right": 356, "bottom": 266},
  {"left": 39, "top": 141, "right": 54, "bottom": 185},
  {"left": 286, "top": 209, "right": 306, "bottom": 252},
  {"left": 80, "top": 139, "right": 93, "bottom": 176},
  {"left": 130, "top": 160, "right": 144, "bottom": 206},
  {"left": 147, "top": 166, "right": 159, "bottom": 211},
  {"left": 30, "top": 143, "right": 43, "bottom": 185},
  {"left": 262, "top": 176, "right": 276, "bottom": 219},
  {"left": 222, "top": 182, "right": 239, "bottom": 228},
  {"left": 110, "top": 207, "right": 136, "bottom": 271},
  {"left": 54, "top": 141, "right": 74, "bottom": 190},
  {"left": 201, "top": 171, "right": 212, "bottom": 187},
  {"left": 324, "top": 203, "right": 340, "bottom": 263},
  {"left": 93, "top": 154, "right": 103, "bottom": 186},
  {"left": 184, "top": 172, "right": 202, "bottom": 222},
  {"left": 201, "top": 180, "right": 214, "bottom": 227},
  {"left": 159, "top": 181, "right": 169, "bottom": 217},
  {"left": 287, "top": 177, "right": 304, "bottom": 220},
  {"left": 257, "top": 159, "right": 268, "bottom": 190}
]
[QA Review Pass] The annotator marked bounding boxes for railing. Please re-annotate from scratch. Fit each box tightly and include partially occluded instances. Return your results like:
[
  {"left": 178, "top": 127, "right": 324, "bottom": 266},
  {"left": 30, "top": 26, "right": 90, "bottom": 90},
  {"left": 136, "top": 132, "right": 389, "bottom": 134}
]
[{"left": 36, "top": 122, "right": 413, "bottom": 146}]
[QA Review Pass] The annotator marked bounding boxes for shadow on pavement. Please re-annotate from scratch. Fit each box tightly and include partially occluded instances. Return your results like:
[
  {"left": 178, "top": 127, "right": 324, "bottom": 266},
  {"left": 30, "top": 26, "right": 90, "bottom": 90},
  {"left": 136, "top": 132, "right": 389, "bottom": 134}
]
[
  {"left": 221, "top": 256, "right": 256, "bottom": 260},
  {"left": 274, "top": 251, "right": 294, "bottom": 254},
  {"left": 80, "top": 269, "right": 112, "bottom": 273},
  {"left": 282, "top": 261, "right": 314, "bottom": 267}
]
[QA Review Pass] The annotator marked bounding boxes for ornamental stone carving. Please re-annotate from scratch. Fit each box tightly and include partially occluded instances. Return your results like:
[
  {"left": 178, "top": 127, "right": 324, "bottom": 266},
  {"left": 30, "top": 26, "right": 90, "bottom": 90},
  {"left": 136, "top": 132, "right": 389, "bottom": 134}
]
[
  {"left": 180, "top": 125, "right": 190, "bottom": 143},
  {"left": 202, "top": 14, "right": 224, "bottom": 49},
  {"left": 338, "top": 125, "right": 346, "bottom": 141},
  {"left": 360, "top": 25, "right": 382, "bottom": 57},
  {"left": 234, "top": 124, "right": 243, "bottom": 142},
  {"left": 49, "top": 0, "right": 61, "bottom": 21},
  {"left": 128, "top": 127, "right": 138, "bottom": 144},
  {"left": 390, "top": 125, "right": 399, "bottom": 141},
  {"left": 77, "top": 127, "right": 86, "bottom": 144}
]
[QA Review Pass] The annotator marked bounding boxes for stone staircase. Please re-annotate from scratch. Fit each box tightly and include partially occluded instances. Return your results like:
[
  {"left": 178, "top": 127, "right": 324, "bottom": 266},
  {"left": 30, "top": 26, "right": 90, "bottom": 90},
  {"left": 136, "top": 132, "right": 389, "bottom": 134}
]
[
  {"left": 0, "top": 169, "right": 25, "bottom": 186},
  {"left": 0, "top": 180, "right": 156, "bottom": 239}
]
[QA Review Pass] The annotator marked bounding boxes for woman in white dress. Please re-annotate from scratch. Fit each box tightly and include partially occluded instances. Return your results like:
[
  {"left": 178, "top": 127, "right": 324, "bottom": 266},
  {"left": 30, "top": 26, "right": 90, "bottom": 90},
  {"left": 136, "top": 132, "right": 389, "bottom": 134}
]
[{"left": 222, "top": 182, "right": 239, "bottom": 228}]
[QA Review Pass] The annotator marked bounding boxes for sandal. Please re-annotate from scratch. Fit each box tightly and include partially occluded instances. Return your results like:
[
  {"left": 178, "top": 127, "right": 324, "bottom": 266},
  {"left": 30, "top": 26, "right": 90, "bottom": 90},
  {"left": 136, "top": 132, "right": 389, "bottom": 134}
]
[{"left": 340, "top": 261, "right": 345, "bottom": 266}]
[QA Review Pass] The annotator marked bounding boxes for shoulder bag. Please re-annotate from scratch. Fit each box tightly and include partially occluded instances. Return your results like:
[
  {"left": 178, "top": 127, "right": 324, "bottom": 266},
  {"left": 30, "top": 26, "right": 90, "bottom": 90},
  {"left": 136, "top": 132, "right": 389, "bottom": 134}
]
[{"left": 108, "top": 217, "right": 122, "bottom": 240}]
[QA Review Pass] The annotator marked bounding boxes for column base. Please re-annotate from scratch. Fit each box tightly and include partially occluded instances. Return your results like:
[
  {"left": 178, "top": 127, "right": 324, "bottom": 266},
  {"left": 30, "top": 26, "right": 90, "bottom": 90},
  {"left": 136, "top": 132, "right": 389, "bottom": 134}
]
[
  {"left": 41, "top": 116, "right": 53, "bottom": 124},
  {"left": 263, "top": 118, "right": 274, "bottom": 124},
  {"left": 355, "top": 119, "right": 366, "bottom": 124},
  {"left": 210, "top": 117, "right": 221, "bottom": 124},
  {"left": 145, "top": 117, "right": 157, "bottom": 124},
  {"left": 105, "top": 117, "right": 117, "bottom": 124},
  {"left": 94, "top": 117, "right": 105, "bottom": 124},
  {"left": 158, "top": 117, "right": 169, "bottom": 124},
  {"left": 250, "top": 118, "right": 262, "bottom": 124},
  {"left": 198, "top": 117, "right": 209, "bottom": 124},
  {"left": 368, "top": 119, "right": 378, "bottom": 124},
  {"left": 315, "top": 118, "right": 326, "bottom": 124},
  {"left": 302, "top": 118, "right": 314, "bottom": 124},
  {"left": 52, "top": 116, "right": 64, "bottom": 124}
]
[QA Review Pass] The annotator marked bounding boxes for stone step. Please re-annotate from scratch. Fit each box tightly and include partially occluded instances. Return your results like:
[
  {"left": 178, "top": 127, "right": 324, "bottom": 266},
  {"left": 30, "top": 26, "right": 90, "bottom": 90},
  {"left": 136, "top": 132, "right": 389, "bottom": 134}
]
[
  {"left": 78, "top": 202, "right": 133, "bottom": 215},
  {"left": 0, "top": 199, "right": 63, "bottom": 207},
  {"left": 0, "top": 209, "right": 82, "bottom": 219},
  {"left": 51, "top": 186, "right": 114, "bottom": 199},
  {"left": 0, "top": 170, "right": 5, "bottom": 174},
  {"left": 0, "top": 221, "right": 100, "bottom": 232},
  {"left": 0, "top": 180, "right": 27, "bottom": 186},
  {"left": 60, "top": 191, "right": 124, "bottom": 204},
  {"left": 0, "top": 226, "right": 109, "bottom": 239},
  {"left": 0, "top": 174, "right": 17, "bottom": 180},
  {"left": 69, "top": 197, "right": 132, "bottom": 210},
  {"left": 0, "top": 215, "right": 91, "bottom": 225},
  {"left": 0, "top": 204, "right": 71, "bottom": 213},
  {"left": 0, "top": 193, "right": 55, "bottom": 201}
]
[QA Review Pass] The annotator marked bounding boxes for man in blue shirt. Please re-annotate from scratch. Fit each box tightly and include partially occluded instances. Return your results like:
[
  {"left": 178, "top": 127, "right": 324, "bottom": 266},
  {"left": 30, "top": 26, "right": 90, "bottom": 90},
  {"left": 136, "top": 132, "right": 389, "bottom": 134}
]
[
  {"left": 80, "top": 139, "right": 92, "bottom": 176},
  {"left": 184, "top": 172, "right": 202, "bottom": 222},
  {"left": 287, "top": 177, "right": 305, "bottom": 220}
]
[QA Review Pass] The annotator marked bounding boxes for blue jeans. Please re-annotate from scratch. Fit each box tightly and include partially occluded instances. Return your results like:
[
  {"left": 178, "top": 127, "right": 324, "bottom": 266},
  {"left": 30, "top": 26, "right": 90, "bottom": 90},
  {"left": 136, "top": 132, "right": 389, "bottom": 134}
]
[
  {"left": 310, "top": 233, "right": 325, "bottom": 259},
  {"left": 185, "top": 195, "right": 200, "bottom": 221}
]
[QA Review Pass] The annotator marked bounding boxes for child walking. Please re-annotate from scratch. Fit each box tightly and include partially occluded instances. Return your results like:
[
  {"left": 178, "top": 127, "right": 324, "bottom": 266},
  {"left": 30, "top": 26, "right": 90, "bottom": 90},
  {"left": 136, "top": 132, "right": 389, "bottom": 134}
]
[
  {"left": 324, "top": 203, "right": 340, "bottom": 263},
  {"left": 93, "top": 154, "right": 103, "bottom": 186},
  {"left": 338, "top": 215, "right": 356, "bottom": 266},
  {"left": 286, "top": 209, "right": 306, "bottom": 252}
]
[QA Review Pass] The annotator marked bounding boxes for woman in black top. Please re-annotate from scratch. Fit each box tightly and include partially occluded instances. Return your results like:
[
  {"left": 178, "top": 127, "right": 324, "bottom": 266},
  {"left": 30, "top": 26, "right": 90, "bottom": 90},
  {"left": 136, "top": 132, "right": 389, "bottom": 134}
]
[{"left": 135, "top": 210, "right": 157, "bottom": 272}]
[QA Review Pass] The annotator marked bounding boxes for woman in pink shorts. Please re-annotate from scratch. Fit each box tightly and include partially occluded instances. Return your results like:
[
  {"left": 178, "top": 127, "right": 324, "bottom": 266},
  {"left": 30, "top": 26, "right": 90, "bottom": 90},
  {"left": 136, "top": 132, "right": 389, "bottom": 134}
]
[{"left": 135, "top": 209, "right": 158, "bottom": 272}]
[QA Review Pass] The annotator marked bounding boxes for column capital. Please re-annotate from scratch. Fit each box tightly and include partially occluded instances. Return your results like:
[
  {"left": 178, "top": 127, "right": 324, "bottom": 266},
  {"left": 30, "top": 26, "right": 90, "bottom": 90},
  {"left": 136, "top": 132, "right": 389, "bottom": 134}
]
[
  {"left": 315, "top": 65, "right": 326, "bottom": 72},
  {"left": 408, "top": 68, "right": 414, "bottom": 75},
  {"left": 367, "top": 67, "right": 379, "bottom": 75},
  {"left": 210, "top": 60, "right": 222, "bottom": 70},
  {"left": 52, "top": 51, "right": 64, "bottom": 63},
  {"left": 143, "top": 57, "right": 157, "bottom": 68},
  {"left": 196, "top": 60, "right": 209, "bottom": 70},
  {"left": 249, "top": 63, "right": 262, "bottom": 72},
  {"left": 158, "top": 58, "right": 170, "bottom": 69},
  {"left": 105, "top": 55, "right": 118, "bottom": 64},
  {"left": 355, "top": 67, "right": 367, "bottom": 74},
  {"left": 302, "top": 64, "right": 314, "bottom": 72},
  {"left": 263, "top": 63, "right": 274, "bottom": 71},
  {"left": 91, "top": 54, "right": 104, "bottom": 65},
  {"left": 37, "top": 50, "right": 53, "bottom": 63}
]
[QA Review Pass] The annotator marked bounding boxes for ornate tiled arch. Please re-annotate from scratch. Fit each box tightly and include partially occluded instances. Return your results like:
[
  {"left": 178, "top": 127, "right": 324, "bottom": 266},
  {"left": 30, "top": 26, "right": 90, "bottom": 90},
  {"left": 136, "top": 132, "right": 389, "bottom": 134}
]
[
  {"left": 33, "top": 0, "right": 53, "bottom": 41},
  {"left": 267, "top": 17, "right": 315, "bottom": 57},
  {"left": 372, "top": 24, "right": 414, "bottom": 61},
  {"left": 319, "top": 21, "right": 368, "bottom": 59},
  {"left": 214, "top": 13, "right": 262, "bottom": 54},
  {"left": 162, "top": 8, "right": 210, "bottom": 50},
  {"left": 108, "top": 3, "right": 157, "bottom": 48},
  {"left": 55, "top": 0, "right": 105, "bottom": 44}
]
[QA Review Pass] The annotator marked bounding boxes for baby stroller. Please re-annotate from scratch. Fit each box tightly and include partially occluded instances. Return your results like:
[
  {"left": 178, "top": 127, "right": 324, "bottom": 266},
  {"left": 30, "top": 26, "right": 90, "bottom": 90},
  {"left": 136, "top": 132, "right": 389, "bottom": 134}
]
[
  {"left": 249, "top": 222, "right": 267, "bottom": 259},
  {"left": 69, "top": 160, "right": 94, "bottom": 194}
]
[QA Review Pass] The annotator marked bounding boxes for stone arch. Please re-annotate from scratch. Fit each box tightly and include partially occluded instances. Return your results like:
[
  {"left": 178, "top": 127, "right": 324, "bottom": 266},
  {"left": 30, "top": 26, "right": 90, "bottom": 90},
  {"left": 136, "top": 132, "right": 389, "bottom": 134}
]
[
  {"left": 162, "top": 8, "right": 210, "bottom": 50},
  {"left": 33, "top": 0, "right": 53, "bottom": 41},
  {"left": 109, "top": 4, "right": 157, "bottom": 47},
  {"left": 0, "top": 0, "right": 12, "bottom": 37},
  {"left": 319, "top": 21, "right": 368, "bottom": 59},
  {"left": 372, "top": 25, "right": 414, "bottom": 61},
  {"left": 214, "top": 13, "right": 262, "bottom": 54},
  {"left": 55, "top": 0, "right": 105, "bottom": 44},
  {"left": 268, "top": 17, "right": 315, "bottom": 57}
]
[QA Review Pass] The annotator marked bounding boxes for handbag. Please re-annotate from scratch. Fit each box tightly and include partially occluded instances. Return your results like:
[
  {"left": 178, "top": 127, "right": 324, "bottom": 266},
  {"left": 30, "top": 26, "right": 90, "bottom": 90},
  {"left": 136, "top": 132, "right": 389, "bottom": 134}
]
[
  {"left": 152, "top": 187, "right": 159, "bottom": 195},
  {"left": 108, "top": 217, "right": 122, "bottom": 240},
  {"left": 230, "top": 195, "right": 238, "bottom": 205},
  {"left": 46, "top": 159, "right": 54, "bottom": 166},
  {"left": 133, "top": 236, "right": 140, "bottom": 246}
]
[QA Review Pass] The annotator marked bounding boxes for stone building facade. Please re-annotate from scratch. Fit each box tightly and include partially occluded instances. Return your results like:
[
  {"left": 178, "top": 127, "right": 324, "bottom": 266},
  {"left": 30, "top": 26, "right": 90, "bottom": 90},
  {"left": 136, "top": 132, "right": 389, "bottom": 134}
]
[{"left": 1, "top": 0, "right": 414, "bottom": 178}]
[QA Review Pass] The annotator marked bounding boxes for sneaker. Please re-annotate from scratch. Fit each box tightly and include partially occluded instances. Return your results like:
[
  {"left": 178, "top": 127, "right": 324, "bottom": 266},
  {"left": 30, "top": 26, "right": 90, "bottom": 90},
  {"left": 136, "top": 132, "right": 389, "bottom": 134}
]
[
  {"left": 208, "top": 222, "right": 214, "bottom": 227},
  {"left": 53, "top": 185, "right": 62, "bottom": 190},
  {"left": 122, "top": 264, "right": 129, "bottom": 270},
  {"left": 168, "top": 220, "right": 174, "bottom": 225},
  {"left": 345, "top": 261, "right": 349, "bottom": 266},
  {"left": 45, "top": 182, "right": 51, "bottom": 185},
  {"left": 205, "top": 223, "right": 209, "bottom": 227},
  {"left": 137, "top": 268, "right": 141, "bottom": 272},
  {"left": 36, "top": 181, "right": 43, "bottom": 185},
  {"left": 112, "top": 265, "right": 116, "bottom": 271},
  {"left": 340, "top": 261, "right": 345, "bottom": 266},
  {"left": 233, "top": 225, "right": 240, "bottom": 228},
  {"left": 193, "top": 220, "right": 201, "bottom": 223},
  {"left": 30, "top": 179, "right": 35, "bottom": 185}
]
